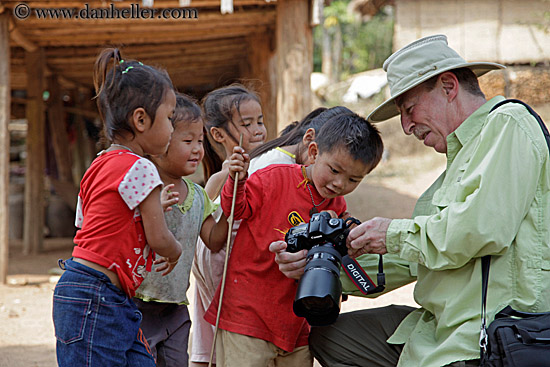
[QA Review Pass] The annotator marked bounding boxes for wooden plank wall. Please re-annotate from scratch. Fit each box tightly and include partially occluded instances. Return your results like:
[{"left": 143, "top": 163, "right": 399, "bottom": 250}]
[{"left": 394, "top": 0, "right": 550, "bottom": 63}]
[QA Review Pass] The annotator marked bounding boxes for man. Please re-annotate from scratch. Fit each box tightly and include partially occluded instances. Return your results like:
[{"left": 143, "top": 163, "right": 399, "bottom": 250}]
[{"left": 270, "top": 34, "right": 550, "bottom": 366}]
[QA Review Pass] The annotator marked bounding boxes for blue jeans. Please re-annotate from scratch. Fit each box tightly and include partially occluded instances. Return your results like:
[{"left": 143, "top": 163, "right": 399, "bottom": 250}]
[{"left": 53, "top": 258, "right": 155, "bottom": 367}]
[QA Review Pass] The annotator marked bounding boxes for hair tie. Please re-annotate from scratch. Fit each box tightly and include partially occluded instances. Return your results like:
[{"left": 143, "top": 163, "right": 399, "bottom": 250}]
[{"left": 122, "top": 66, "right": 134, "bottom": 74}]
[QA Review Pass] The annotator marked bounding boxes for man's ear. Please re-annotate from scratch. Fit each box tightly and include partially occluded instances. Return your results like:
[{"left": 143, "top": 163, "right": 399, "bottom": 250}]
[
  {"left": 307, "top": 141, "right": 319, "bottom": 164},
  {"left": 302, "top": 128, "right": 316, "bottom": 146},
  {"left": 132, "top": 107, "right": 149, "bottom": 133},
  {"left": 439, "top": 72, "right": 459, "bottom": 101},
  {"left": 210, "top": 126, "right": 226, "bottom": 144}
]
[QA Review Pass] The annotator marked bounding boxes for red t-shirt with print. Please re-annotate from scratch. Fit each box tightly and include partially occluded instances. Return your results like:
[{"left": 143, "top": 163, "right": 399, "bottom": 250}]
[
  {"left": 72, "top": 149, "right": 163, "bottom": 297},
  {"left": 205, "top": 164, "right": 347, "bottom": 352}
]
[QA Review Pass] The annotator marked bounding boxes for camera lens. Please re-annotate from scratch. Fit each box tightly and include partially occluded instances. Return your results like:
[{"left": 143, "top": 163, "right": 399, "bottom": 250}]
[{"left": 293, "top": 245, "right": 343, "bottom": 326}]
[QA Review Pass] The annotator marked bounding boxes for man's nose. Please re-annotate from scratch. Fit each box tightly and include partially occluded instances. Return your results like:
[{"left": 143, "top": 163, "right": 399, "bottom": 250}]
[{"left": 401, "top": 115, "right": 414, "bottom": 135}]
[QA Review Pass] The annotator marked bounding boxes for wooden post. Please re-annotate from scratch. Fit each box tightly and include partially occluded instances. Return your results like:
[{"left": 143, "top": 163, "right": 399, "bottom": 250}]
[
  {"left": 0, "top": 13, "right": 11, "bottom": 283},
  {"left": 276, "top": 0, "right": 313, "bottom": 134},
  {"left": 47, "top": 75, "right": 73, "bottom": 185},
  {"left": 23, "top": 49, "right": 45, "bottom": 255},
  {"left": 244, "top": 33, "right": 277, "bottom": 140}
]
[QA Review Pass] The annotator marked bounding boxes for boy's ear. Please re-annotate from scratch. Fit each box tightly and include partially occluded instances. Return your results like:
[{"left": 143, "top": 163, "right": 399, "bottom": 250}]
[
  {"left": 307, "top": 141, "right": 319, "bottom": 164},
  {"left": 210, "top": 126, "right": 225, "bottom": 144},
  {"left": 302, "top": 128, "right": 316, "bottom": 146},
  {"left": 132, "top": 107, "right": 149, "bottom": 133}
]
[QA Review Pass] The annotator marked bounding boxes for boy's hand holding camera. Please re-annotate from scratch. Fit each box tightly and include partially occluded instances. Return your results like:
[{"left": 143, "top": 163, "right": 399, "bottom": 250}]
[{"left": 228, "top": 146, "right": 250, "bottom": 181}]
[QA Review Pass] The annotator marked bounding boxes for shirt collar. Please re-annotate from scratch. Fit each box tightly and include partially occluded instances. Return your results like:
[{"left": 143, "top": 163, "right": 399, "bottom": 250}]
[{"left": 446, "top": 96, "right": 506, "bottom": 163}]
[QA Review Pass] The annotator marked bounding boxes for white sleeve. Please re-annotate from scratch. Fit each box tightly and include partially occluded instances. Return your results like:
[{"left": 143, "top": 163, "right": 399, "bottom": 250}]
[
  {"left": 75, "top": 195, "right": 83, "bottom": 228},
  {"left": 118, "top": 158, "right": 163, "bottom": 209}
]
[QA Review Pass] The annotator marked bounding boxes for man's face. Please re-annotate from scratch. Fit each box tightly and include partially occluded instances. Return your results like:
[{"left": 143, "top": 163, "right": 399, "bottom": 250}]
[{"left": 397, "top": 82, "right": 454, "bottom": 154}]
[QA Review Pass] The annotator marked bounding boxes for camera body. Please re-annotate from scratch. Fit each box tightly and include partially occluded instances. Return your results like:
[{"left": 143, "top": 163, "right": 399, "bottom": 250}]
[
  {"left": 285, "top": 212, "right": 348, "bottom": 257},
  {"left": 284, "top": 211, "right": 352, "bottom": 326}
]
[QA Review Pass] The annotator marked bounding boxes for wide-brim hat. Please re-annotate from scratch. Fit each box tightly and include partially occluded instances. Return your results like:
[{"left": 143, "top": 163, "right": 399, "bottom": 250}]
[{"left": 367, "top": 35, "right": 505, "bottom": 123}]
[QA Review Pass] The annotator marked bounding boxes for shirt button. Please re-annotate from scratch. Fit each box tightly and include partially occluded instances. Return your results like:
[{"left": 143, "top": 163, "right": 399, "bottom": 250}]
[{"left": 392, "top": 245, "right": 400, "bottom": 252}]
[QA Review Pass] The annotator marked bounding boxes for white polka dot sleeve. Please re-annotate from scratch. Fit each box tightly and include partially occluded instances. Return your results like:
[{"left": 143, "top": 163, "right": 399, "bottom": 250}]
[
  {"left": 118, "top": 158, "right": 163, "bottom": 210},
  {"left": 75, "top": 195, "right": 83, "bottom": 228}
]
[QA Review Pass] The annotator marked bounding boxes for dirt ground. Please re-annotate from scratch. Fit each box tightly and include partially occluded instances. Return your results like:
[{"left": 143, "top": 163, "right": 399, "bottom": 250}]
[{"left": 0, "top": 145, "right": 445, "bottom": 367}]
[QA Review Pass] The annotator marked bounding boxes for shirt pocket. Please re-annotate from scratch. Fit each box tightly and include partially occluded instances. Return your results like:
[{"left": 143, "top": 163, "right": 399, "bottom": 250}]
[{"left": 431, "top": 162, "right": 469, "bottom": 209}]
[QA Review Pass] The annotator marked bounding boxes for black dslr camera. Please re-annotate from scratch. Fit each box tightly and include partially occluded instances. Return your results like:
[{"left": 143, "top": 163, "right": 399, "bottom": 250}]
[{"left": 285, "top": 211, "right": 359, "bottom": 326}]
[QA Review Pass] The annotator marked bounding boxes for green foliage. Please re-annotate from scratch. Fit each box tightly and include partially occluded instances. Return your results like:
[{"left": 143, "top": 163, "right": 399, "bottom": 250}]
[{"left": 313, "top": 1, "right": 394, "bottom": 79}]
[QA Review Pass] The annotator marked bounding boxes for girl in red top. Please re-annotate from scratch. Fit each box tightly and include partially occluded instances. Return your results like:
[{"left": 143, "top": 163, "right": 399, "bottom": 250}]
[
  {"left": 206, "top": 112, "right": 384, "bottom": 367},
  {"left": 52, "top": 48, "right": 182, "bottom": 367}
]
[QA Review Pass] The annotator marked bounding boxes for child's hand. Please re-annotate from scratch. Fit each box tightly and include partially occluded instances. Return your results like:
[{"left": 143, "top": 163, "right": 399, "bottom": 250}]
[
  {"left": 269, "top": 241, "right": 308, "bottom": 280},
  {"left": 154, "top": 255, "right": 179, "bottom": 276},
  {"left": 161, "top": 184, "right": 179, "bottom": 212},
  {"left": 228, "top": 146, "right": 249, "bottom": 181}
]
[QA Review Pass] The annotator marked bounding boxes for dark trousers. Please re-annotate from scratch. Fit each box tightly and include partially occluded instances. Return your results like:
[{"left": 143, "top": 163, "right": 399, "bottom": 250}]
[{"left": 309, "top": 304, "right": 480, "bottom": 367}]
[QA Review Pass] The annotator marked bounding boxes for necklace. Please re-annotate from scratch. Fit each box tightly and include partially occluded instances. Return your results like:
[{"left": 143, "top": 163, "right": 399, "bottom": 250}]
[
  {"left": 109, "top": 143, "right": 134, "bottom": 153},
  {"left": 306, "top": 183, "right": 326, "bottom": 216},
  {"left": 300, "top": 166, "right": 326, "bottom": 216}
]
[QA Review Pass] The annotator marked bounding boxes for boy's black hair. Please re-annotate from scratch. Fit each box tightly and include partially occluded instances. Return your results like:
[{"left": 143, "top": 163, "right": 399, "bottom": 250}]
[
  {"left": 315, "top": 113, "right": 384, "bottom": 172},
  {"left": 93, "top": 48, "right": 174, "bottom": 142},
  {"left": 173, "top": 93, "right": 202, "bottom": 125},
  {"left": 249, "top": 106, "right": 354, "bottom": 161}
]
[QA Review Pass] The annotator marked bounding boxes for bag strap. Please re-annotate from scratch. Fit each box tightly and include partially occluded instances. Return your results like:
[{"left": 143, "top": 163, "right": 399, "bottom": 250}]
[
  {"left": 479, "top": 100, "right": 547, "bottom": 362},
  {"left": 489, "top": 98, "right": 550, "bottom": 153},
  {"left": 479, "top": 255, "right": 491, "bottom": 361}
]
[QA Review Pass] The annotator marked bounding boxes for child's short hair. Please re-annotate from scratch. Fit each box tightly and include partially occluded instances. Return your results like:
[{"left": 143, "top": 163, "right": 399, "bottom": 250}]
[
  {"left": 315, "top": 113, "right": 384, "bottom": 172},
  {"left": 93, "top": 48, "right": 174, "bottom": 141},
  {"left": 249, "top": 106, "right": 353, "bottom": 160},
  {"left": 173, "top": 93, "right": 202, "bottom": 126}
]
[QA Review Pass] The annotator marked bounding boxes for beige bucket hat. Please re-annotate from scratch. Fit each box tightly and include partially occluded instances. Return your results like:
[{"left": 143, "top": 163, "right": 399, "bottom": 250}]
[{"left": 367, "top": 34, "right": 505, "bottom": 123}]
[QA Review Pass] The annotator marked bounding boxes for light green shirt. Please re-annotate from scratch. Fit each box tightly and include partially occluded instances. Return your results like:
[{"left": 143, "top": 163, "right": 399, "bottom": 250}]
[
  {"left": 135, "top": 178, "right": 218, "bottom": 305},
  {"left": 346, "top": 97, "right": 550, "bottom": 367}
]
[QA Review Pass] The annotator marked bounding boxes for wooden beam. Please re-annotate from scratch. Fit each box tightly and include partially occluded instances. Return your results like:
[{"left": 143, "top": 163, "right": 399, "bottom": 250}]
[
  {"left": 243, "top": 33, "right": 277, "bottom": 139},
  {"left": 8, "top": 17, "right": 37, "bottom": 52},
  {"left": 47, "top": 75, "right": 74, "bottom": 185},
  {"left": 23, "top": 48, "right": 45, "bottom": 255},
  {"left": 0, "top": 13, "right": 11, "bottom": 284},
  {"left": 276, "top": 0, "right": 312, "bottom": 133}
]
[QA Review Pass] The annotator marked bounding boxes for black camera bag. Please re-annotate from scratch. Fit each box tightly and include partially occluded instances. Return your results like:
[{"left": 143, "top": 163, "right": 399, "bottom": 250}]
[
  {"left": 480, "top": 100, "right": 550, "bottom": 367},
  {"left": 480, "top": 257, "right": 550, "bottom": 367}
]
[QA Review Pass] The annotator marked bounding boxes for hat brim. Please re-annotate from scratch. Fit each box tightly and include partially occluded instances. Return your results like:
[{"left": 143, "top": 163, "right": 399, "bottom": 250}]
[{"left": 367, "top": 62, "right": 505, "bottom": 123}]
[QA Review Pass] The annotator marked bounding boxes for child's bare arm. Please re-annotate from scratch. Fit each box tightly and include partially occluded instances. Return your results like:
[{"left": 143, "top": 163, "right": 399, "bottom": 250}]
[
  {"left": 199, "top": 213, "right": 229, "bottom": 252},
  {"left": 204, "top": 162, "right": 229, "bottom": 200},
  {"left": 139, "top": 186, "right": 182, "bottom": 274}
]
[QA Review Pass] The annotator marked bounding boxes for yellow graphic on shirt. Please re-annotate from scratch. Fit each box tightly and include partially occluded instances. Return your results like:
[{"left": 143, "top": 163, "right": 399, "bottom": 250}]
[
  {"left": 288, "top": 211, "right": 305, "bottom": 227},
  {"left": 274, "top": 211, "right": 306, "bottom": 241}
]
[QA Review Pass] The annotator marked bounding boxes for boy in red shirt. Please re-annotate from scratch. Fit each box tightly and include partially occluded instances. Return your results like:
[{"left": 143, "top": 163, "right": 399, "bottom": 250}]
[{"left": 205, "top": 112, "right": 384, "bottom": 366}]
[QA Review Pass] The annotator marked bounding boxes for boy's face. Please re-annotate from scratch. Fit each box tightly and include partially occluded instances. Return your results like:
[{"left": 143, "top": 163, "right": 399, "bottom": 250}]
[{"left": 309, "top": 143, "right": 371, "bottom": 199}]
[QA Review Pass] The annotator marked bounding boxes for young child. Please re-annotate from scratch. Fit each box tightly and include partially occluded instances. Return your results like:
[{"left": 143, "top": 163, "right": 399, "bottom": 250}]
[
  {"left": 205, "top": 112, "right": 384, "bottom": 367},
  {"left": 52, "top": 48, "right": 183, "bottom": 367},
  {"left": 190, "top": 84, "right": 266, "bottom": 366},
  {"left": 248, "top": 106, "right": 353, "bottom": 172},
  {"left": 133, "top": 93, "right": 228, "bottom": 367}
]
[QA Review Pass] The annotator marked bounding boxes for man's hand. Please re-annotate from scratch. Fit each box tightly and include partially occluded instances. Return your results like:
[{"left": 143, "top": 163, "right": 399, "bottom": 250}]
[
  {"left": 347, "top": 217, "right": 392, "bottom": 257},
  {"left": 269, "top": 241, "right": 308, "bottom": 280}
]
